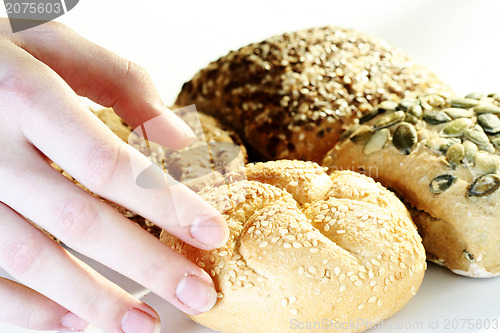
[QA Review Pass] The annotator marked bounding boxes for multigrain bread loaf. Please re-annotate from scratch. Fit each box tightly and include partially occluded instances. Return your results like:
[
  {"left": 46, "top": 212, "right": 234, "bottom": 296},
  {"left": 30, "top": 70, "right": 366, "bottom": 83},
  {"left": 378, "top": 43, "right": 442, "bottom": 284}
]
[
  {"left": 323, "top": 92, "right": 500, "bottom": 277},
  {"left": 176, "top": 26, "right": 452, "bottom": 162},
  {"left": 160, "top": 160, "right": 426, "bottom": 333}
]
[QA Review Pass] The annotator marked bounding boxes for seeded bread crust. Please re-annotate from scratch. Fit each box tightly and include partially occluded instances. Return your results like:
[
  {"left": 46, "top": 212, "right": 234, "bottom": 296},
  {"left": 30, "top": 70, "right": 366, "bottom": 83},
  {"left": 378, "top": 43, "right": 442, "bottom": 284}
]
[
  {"left": 322, "top": 93, "right": 500, "bottom": 277},
  {"left": 176, "top": 26, "right": 452, "bottom": 162},
  {"left": 49, "top": 107, "right": 248, "bottom": 239},
  {"left": 160, "top": 160, "right": 426, "bottom": 333}
]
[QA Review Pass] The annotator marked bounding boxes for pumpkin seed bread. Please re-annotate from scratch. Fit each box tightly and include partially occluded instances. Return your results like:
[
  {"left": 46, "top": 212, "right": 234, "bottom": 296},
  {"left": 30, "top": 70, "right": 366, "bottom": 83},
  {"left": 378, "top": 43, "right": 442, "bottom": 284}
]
[
  {"left": 160, "top": 160, "right": 426, "bottom": 333},
  {"left": 176, "top": 26, "right": 452, "bottom": 162},
  {"left": 323, "top": 93, "right": 500, "bottom": 277}
]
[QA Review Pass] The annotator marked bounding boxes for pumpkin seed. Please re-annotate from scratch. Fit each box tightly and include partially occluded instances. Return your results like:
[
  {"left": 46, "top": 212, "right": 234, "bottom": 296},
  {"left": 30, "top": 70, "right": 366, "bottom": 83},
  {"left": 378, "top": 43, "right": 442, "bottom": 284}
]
[
  {"left": 429, "top": 174, "right": 457, "bottom": 194},
  {"left": 359, "top": 108, "right": 382, "bottom": 124},
  {"left": 451, "top": 98, "right": 480, "bottom": 109},
  {"left": 404, "top": 113, "right": 419, "bottom": 125},
  {"left": 491, "top": 137, "right": 500, "bottom": 149},
  {"left": 423, "top": 110, "right": 451, "bottom": 125},
  {"left": 338, "top": 126, "right": 356, "bottom": 142},
  {"left": 373, "top": 111, "right": 405, "bottom": 129},
  {"left": 487, "top": 93, "right": 500, "bottom": 101},
  {"left": 463, "top": 141, "right": 478, "bottom": 164},
  {"left": 468, "top": 174, "right": 500, "bottom": 197},
  {"left": 473, "top": 104, "right": 500, "bottom": 114},
  {"left": 398, "top": 99, "right": 419, "bottom": 111},
  {"left": 465, "top": 125, "right": 490, "bottom": 146},
  {"left": 445, "top": 143, "right": 465, "bottom": 167},
  {"left": 440, "top": 118, "right": 473, "bottom": 137},
  {"left": 363, "top": 129, "right": 389, "bottom": 155},
  {"left": 474, "top": 152, "right": 500, "bottom": 174},
  {"left": 351, "top": 126, "right": 374, "bottom": 144},
  {"left": 419, "top": 93, "right": 447, "bottom": 109},
  {"left": 393, "top": 122, "right": 418, "bottom": 155},
  {"left": 477, "top": 113, "right": 500, "bottom": 134},
  {"left": 377, "top": 101, "right": 399, "bottom": 112},
  {"left": 464, "top": 92, "right": 483, "bottom": 100},
  {"left": 407, "top": 104, "right": 423, "bottom": 118},
  {"left": 426, "top": 137, "right": 460, "bottom": 155},
  {"left": 443, "top": 108, "right": 474, "bottom": 119}
]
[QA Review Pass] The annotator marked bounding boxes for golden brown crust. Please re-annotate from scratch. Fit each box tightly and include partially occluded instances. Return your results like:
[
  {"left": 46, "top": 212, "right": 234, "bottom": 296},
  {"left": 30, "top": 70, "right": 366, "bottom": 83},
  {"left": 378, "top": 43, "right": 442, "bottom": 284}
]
[
  {"left": 323, "top": 93, "right": 500, "bottom": 276},
  {"left": 176, "top": 26, "right": 452, "bottom": 162},
  {"left": 160, "top": 160, "right": 426, "bottom": 333},
  {"left": 48, "top": 107, "right": 248, "bottom": 239}
]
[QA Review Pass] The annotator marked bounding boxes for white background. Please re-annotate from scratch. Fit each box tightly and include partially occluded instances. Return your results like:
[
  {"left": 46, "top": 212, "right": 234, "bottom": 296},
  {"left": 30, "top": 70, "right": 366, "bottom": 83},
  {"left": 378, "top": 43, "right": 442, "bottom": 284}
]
[{"left": 1, "top": 0, "right": 500, "bottom": 332}]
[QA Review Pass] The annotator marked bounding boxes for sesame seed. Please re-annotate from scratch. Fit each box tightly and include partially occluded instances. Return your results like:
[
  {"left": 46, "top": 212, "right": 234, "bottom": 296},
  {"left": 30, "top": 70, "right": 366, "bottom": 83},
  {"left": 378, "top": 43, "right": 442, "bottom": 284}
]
[
  {"left": 284, "top": 243, "right": 292, "bottom": 249},
  {"left": 259, "top": 241, "right": 269, "bottom": 248},
  {"left": 310, "top": 248, "right": 319, "bottom": 253},
  {"left": 334, "top": 267, "right": 340, "bottom": 276},
  {"left": 368, "top": 270, "right": 374, "bottom": 279},
  {"left": 229, "top": 270, "right": 236, "bottom": 278},
  {"left": 225, "top": 281, "right": 232, "bottom": 287},
  {"left": 292, "top": 242, "right": 302, "bottom": 248},
  {"left": 210, "top": 269, "right": 215, "bottom": 277},
  {"left": 247, "top": 226, "right": 255, "bottom": 234},
  {"left": 217, "top": 292, "right": 224, "bottom": 298},
  {"left": 323, "top": 224, "right": 331, "bottom": 232},
  {"left": 303, "top": 241, "right": 312, "bottom": 247},
  {"left": 378, "top": 299, "right": 383, "bottom": 306},
  {"left": 298, "top": 266, "right": 305, "bottom": 275},
  {"left": 271, "top": 236, "right": 280, "bottom": 243},
  {"left": 354, "top": 280, "right": 362, "bottom": 287},
  {"left": 368, "top": 296, "right": 377, "bottom": 303},
  {"left": 198, "top": 262, "right": 206, "bottom": 268},
  {"left": 358, "top": 304, "right": 364, "bottom": 310},
  {"left": 214, "top": 267, "right": 221, "bottom": 275},
  {"left": 290, "top": 296, "right": 297, "bottom": 303},
  {"left": 289, "top": 309, "right": 298, "bottom": 315},
  {"left": 336, "top": 229, "right": 346, "bottom": 234},
  {"left": 373, "top": 285, "right": 381, "bottom": 293},
  {"left": 282, "top": 298, "right": 288, "bottom": 306},
  {"left": 339, "top": 274, "right": 346, "bottom": 282},
  {"left": 322, "top": 259, "right": 328, "bottom": 266},
  {"left": 339, "top": 285, "right": 346, "bottom": 292},
  {"left": 308, "top": 266, "right": 317, "bottom": 275},
  {"left": 371, "top": 259, "right": 381, "bottom": 266}
]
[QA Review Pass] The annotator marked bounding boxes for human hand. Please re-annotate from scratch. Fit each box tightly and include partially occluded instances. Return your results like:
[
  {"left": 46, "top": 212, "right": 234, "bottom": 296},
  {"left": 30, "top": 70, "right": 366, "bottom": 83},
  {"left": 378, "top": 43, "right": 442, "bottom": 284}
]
[{"left": 0, "top": 19, "right": 229, "bottom": 333}]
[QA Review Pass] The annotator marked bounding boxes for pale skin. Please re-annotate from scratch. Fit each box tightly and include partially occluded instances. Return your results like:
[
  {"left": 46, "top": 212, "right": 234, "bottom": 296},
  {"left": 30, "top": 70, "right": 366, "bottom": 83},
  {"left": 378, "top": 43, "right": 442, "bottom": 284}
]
[{"left": 0, "top": 19, "right": 229, "bottom": 333}]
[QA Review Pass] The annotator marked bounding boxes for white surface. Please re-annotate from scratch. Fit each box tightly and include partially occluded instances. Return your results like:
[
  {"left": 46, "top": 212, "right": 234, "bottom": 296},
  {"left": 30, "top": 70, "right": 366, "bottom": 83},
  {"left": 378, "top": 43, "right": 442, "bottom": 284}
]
[{"left": 1, "top": 0, "right": 500, "bottom": 332}]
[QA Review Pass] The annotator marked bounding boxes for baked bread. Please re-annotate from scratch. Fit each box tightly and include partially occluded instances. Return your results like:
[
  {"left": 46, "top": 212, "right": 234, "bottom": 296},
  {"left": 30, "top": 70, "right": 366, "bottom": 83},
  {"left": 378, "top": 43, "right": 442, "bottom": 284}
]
[
  {"left": 176, "top": 26, "right": 452, "bottom": 162},
  {"left": 323, "top": 92, "right": 500, "bottom": 277},
  {"left": 47, "top": 107, "right": 248, "bottom": 238},
  {"left": 160, "top": 160, "right": 426, "bottom": 333}
]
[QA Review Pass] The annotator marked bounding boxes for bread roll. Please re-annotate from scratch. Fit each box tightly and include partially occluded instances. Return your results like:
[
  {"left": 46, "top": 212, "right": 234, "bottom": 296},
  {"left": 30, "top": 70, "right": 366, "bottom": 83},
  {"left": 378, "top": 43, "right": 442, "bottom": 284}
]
[
  {"left": 160, "top": 160, "right": 426, "bottom": 333},
  {"left": 176, "top": 26, "right": 452, "bottom": 162},
  {"left": 48, "top": 107, "right": 248, "bottom": 238},
  {"left": 323, "top": 92, "right": 500, "bottom": 277}
]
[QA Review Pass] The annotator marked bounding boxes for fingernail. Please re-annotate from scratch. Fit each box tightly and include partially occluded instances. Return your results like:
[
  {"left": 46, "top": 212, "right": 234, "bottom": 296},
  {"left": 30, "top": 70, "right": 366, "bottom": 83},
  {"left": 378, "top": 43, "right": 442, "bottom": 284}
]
[
  {"left": 176, "top": 275, "right": 217, "bottom": 312},
  {"left": 60, "top": 312, "right": 88, "bottom": 331},
  {"left": 164, "top": 108, "right": 196, "bottom": 141},
  {"left": 189, "top": 215, "right": 229, "bottom": 248},
  {"left": 121, "top": 308, "right": 160, "bottom": 333}
]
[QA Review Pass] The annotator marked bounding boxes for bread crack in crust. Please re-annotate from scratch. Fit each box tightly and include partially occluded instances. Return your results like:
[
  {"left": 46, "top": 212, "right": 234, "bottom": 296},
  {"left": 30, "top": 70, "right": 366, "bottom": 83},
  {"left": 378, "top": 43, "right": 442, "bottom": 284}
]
[{"left": 160, "top": 160, "right": 426, "bottom": 333}]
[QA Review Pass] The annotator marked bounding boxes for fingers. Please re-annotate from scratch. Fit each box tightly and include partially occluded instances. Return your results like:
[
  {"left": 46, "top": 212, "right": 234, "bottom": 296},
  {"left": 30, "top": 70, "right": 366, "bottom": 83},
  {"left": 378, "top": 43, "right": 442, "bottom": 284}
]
[
  {"left": 0, "top": 18, "right": 194, "bottom": 149},
  {"left": 0, "top": 39, "right": 228, "bottom": 250},
  {"left": 0, "top": 277, "right": 88, "bottom": 331},
  {"left": 0, "top": 146, "right": 218, "bottom": 316},
  {"left": 0, "top": 203, "right": 162, "bottom": 333}
]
